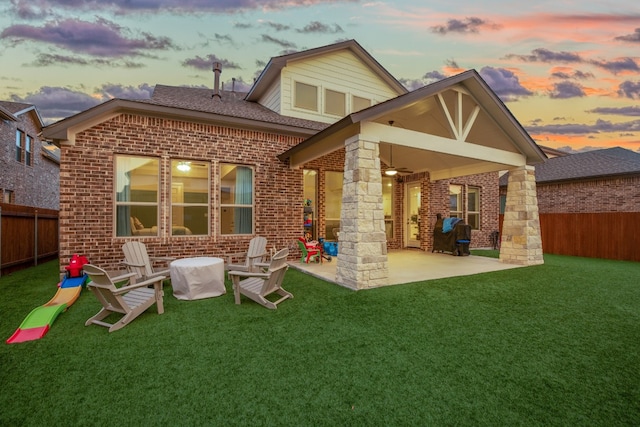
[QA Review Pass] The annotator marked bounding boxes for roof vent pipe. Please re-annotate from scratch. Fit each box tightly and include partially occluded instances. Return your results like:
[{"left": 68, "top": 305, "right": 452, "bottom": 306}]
[
  {"left": 212, "top": 62, "right": 222, "bottom": 99},
  {"left": 232, "top": 77, "right": 236, "bottom": 92}
]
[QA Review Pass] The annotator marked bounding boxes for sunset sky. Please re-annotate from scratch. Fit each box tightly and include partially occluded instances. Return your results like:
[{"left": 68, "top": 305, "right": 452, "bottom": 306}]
[{"left": 1, "top": 0, "right": 639, "bottom": 153}]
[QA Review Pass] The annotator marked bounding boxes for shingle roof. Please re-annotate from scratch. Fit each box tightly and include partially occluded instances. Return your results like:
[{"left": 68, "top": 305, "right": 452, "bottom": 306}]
[
  {"left": 0, "top": 100, "right": 33, "bottom": 114},
  {"left": 146, "top": 85, "right": 328, "bottom": 131},
  {"left": 500, "top": 147, "right": 640, "bottom": 186}
]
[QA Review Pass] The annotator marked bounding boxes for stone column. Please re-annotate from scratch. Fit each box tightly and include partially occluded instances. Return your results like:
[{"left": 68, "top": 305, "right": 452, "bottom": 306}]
[
  {"left": 500, "top": 165, "right": 544, "bottom": 265},
  {"left": 335, "top": 135, "right": 389, "bottom": 290}
]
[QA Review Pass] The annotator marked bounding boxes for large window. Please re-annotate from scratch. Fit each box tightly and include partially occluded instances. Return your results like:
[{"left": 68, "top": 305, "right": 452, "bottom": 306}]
[
  {"left": 15, "top": 130, "right": 23, "bottom": 162},
  {"left": 171, "top": 160, "right": 210, "bottom": 236},
  {"left": 294, "top": 82, "right": 318, "bottom": 111},
  {"left": 25, "top": 135, "right": 32, "bottom": 166},
  {"left": 467, "top": 186, "right": 480, "bottom": 229},
  {"left": 325, "top": 89, "right": 346, "bottom": 116},
  {"left": 324, "top": 171, "right": 343, "bottom": 240},
  {"left": 449, "top": 184, "right": 481, "bottom": 230},
  {"left": 220, "top": 164, "right": 254, "bottom": 235},
  {"left": 303, "top": 170, "right": 317, "bottom": 239},
  {"left": 115, "top": 156, "right": 159, "bottom": 237}
]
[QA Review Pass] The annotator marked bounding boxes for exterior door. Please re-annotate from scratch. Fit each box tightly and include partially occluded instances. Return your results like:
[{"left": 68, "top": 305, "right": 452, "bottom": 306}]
[{"left": 404, "top": 182, "right": 421, "bottom": 248}]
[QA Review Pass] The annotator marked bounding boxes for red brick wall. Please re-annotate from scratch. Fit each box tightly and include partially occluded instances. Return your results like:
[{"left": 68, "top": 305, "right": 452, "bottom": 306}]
[
  {"left": 535, "top": 176, "right": 640, "bottom": 213},
  {"left": 0, "top": 110, "right": 59, "bottom": 209},
  {"left": 60, "top": 113, "right": 502, "bottom": 271}
]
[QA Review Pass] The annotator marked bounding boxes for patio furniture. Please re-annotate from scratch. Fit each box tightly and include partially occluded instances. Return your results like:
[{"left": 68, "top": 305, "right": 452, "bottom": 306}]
[
  {"left": 83, "top": 264, "right": 165, "bottom": 333},
  {"left": 297, "top": 237, "right": 320, "bottom": 263},
  {"left": 228, "top": 248, "right": 292, "bottom": 309},
  {"left": 432, "top": 216, "right": 471, "bottom": 256},
  {"left": 225, "top": 236, "right": 268, "bottom": 273},
  {"left": 170, "top": 257, "right": 226, "bottom": 300},
  {"left": 122, "top": 241, "right": 174, "bottom": 281}
]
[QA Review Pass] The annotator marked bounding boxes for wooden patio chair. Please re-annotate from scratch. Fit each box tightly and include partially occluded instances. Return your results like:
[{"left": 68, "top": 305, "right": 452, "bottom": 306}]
[
  {"left": 121, "top": 241, "right": 174, "bottom": 281},
  {"left": 83, "top": 264, "right": 165, "bottom": 332},
  {"left": 225, "top": 236, "right": 268, "bottom": 273},
  {"left": 228, "top": 248, "right": 292, "bottom": 309}
]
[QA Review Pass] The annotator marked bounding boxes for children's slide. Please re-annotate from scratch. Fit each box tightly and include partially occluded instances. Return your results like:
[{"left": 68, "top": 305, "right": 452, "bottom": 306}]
[{"left": 6, "top": 274, "right": 87, "bottom": 344}]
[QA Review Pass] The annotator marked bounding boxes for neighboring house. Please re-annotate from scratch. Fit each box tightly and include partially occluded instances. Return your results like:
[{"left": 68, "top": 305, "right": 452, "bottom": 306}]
[
  {"left": 44, "top": 40, "right": 546, "bottom": 290},
  {"left": 500, "top": 147, "right": 640, "bottom": 261},
  {"left": 0, "top": 101, "right": 60, "bottom": 209}
]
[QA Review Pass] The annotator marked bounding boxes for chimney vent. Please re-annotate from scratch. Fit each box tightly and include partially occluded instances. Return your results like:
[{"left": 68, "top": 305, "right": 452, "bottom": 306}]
[
  {"left": 212, "top": 62, "right": 222, "bottom": 99},
  {"left": 232, "top": 77, "right": 236, "bottom": 92}
]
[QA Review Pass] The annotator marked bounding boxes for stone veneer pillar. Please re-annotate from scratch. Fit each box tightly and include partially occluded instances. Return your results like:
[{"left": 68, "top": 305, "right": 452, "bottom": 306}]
[
  {"left": 500, "top": 165, "right": 544, "bottom": 265},
  {"left": 335, "top": 135, "right": 389, "bottom": 290}
]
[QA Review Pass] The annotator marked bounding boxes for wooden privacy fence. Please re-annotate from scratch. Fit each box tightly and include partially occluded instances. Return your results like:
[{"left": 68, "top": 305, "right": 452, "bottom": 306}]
[
  {"left": 500, "top": 212, "right": 640, "bottom": 262},
  {"left": 0, "top": 203, "right": 59, "bottom": 276}
]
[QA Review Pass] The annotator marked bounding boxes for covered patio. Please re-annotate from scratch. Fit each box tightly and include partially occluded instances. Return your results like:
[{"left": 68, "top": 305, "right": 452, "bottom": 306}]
[{"left": 289, "top": 250, "right": 524, "bottom": 286}]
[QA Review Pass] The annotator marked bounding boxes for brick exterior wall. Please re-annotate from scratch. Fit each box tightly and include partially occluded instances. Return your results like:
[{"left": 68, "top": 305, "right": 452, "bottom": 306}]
[
  {"left": 535, "top": 176, "right": 640, "bottom": 213},
  {"left": 60, "top": 112, "right": 502, "bottom": 272},
  {"left": 0, "top": 110, "right": 59, "bottom": 209}
]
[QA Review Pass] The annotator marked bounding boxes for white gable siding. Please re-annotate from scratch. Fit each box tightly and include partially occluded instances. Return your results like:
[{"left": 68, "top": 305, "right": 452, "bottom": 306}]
[
  {"left": 258, "top": 79, "right": 281, "bottom": 114},
  {"left": 280, "top": 50, "right": 400, "bottom": 123}
]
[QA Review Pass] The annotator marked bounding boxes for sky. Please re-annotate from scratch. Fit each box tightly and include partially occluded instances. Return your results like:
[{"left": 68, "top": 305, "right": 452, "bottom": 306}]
[{"left": 1, "top": 0, "right": 639, "bottom": 153}]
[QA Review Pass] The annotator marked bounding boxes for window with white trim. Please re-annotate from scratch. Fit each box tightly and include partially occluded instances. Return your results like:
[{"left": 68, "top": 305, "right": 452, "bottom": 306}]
[
  {"left": 115, "top": 155, "right": 159, "bottom": 237},
  {"left": 25, "top": 135, "right": 32, "bottom": 166},
  {"left": 15, "top": 130, "right": 23, "bottom": 162},
  {"left": 294, "top": 82, "right": 318, "bottom": 111},
  {"left": 325, "top": 89, "right": 345, "bottom": 116},
  {"left": 171, "top": 160, "right": 210, "bottom": 235},
  {"left": 352, "top": 95, "right": 371, "bottom": 112},
  {"left": 467, "top": 186, "right": 480, "bottom": 229},
  {"left": 220, "top": 164, "right": 254, "bottom": 235},
  {"left": 449, "top": 184, "right": 481, "bottom": 230}
]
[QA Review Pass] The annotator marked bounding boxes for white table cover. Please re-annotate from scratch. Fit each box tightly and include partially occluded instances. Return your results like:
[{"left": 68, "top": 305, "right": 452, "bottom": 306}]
[{"left": 170, "top": 257, "right": 225, "bottom": 300}]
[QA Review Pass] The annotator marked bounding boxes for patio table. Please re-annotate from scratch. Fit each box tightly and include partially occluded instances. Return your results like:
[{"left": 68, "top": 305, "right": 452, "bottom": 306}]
[{"left": 170, "top": 257, "right": 225, "bottom": 300}]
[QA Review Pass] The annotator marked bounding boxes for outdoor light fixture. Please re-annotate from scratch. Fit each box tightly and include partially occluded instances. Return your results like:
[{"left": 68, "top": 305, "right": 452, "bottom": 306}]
[
  {"left": 385, "top": 143, "right": 398, "bottom": 176},
  {"left": 385, "top": 168, "right": 398, "bottom": 176},
  {"left": 177, "top": 162, "right": 191, "bottom": 172}
]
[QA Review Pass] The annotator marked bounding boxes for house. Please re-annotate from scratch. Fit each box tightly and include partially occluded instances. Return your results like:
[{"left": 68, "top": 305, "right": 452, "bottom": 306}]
[
  {"left": 1, "top": 101, "right": 59, "bottom": 209},
  {"left": 500, "top": 147, "right": 640, "bottom": 261},
  {"left": 43, "top": 40, "right": 546, "bottom": 290}
]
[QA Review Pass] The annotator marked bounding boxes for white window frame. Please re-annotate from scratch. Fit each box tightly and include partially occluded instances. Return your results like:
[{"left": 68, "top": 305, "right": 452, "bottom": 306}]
[{"left": 219, "top": 164, "right": 255, "bottom": 235}]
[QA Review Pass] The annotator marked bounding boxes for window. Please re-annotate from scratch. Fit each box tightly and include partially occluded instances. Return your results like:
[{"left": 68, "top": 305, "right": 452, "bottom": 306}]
[
  {"left": 303, "top": 170, "right": 317, "bottom": 239},
  {"left": 352, "top": 95, "right": 371, "bottom": 112},
  {"left": 25, "top": 135, "right": 32, "bottom": 166},
  {"left": 467, "top": 186, "right": 480, "bottom": 229},
  {"left": 324, "top": 171, "right": 343, "bottom": 239},
  {"left": 3, "top": 189, "right": 14, "bottom": 203},
  {"left": 220, "top": 164, "right": 253, "bottom": 235},
  {"left": 449, "top": 185, "right": 462, "bottom": 218},
  {"left": 294, "top": 82, "right": 318, "bottom": 111},
  {"left": 171, "top": 160, "right": 210, "bottom": 236},
  {"left": 382, "top": 176, "right": 394, "bottom": 239},
  {"left": 115, "top": 155, "right": 159, "bottom": 237},
  {"left": 325, "top": 89, "right": 346, "bottom": 116},
  {"left": 449, "top": 184, "right": 481, "bottom": 230},
  {"left": 15, "top": 130, "right": 23, "bottom": 162}
]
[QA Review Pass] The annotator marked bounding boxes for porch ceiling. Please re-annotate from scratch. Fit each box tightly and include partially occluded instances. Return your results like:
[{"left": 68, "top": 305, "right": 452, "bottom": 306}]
[{"left": 279, "top": 70, "right": 546, "bottom": 181}]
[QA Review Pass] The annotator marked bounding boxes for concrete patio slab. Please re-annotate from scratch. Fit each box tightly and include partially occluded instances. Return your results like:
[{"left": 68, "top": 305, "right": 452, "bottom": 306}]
[{"left": 288, "top": 249, "right": 525, "bottom": 287}]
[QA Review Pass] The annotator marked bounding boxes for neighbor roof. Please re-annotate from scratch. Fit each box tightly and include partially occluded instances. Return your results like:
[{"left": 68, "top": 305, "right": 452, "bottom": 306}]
[
  {"left": 246, "top": 39, "right": 407, "bottom": 101},
  {"left": 0, "top": 101, "right": 45, "bottom": 127},
  {"left": 500, "top": 147, "right": 640, "bottom": 186},
  {"left": 0, "top": 103, "right": 18, "bottom": 121}
]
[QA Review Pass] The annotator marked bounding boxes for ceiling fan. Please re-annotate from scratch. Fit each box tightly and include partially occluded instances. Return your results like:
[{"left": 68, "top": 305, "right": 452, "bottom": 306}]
[{"left": 384, "top": 144, "right": 412, "bottom": 176}]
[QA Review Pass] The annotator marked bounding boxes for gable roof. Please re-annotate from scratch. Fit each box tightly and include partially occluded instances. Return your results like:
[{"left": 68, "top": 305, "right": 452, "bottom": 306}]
[
  {"left": 246, "top": 39, "right": 407, "bottom": 102},
  {"left": 499, "top": 147, "right": 640, "bottom": 186},
  {"left": 280, "top": 69, "right": 546, "bottom": 179},
  {"left": 0, "top": 103, "right": 17, "bottom": 121},
  {"left": 0, "top": 100, "right": 45, "bottom": 128},
  {"left": 44, "top": 87, "right": 327, "bottom": 145}
]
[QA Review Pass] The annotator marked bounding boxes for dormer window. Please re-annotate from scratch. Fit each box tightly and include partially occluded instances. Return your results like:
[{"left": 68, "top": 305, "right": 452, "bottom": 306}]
[
  {"left": 325, "top": 89, "right": 346, "bottom": 116},
  {"left": 294, "top": 82, "right": 318, "bottom": 111}
]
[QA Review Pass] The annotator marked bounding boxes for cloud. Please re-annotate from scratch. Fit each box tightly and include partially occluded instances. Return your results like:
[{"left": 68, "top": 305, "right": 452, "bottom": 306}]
[
  {"left": 591, "top": 57, "right": 640, "bottom": 74},
  {"left": 1, "top": 17, "right": 176, "bottom": 57},
  {"left": 182, "top": 54, "right": 242, "bottom": 71},
  {"left": 550, "top": 69, "right": 594, "bottom": 80},
  {"left": 263, "top": 21, "right": 291, "bottom": 31},
  {"left": 31, "top": 53, "right": 145, "bottom": 68},
  {"left": 98, "top": 83, "right": 154, "bottom": 100},
  {"left": 549, "top": 81, "right": 586, "bottom": 99},
  {"left": 588, "top": 106, "right": 640, "bottom": 117},
  {"left": 617, "top": 80, "right": 640, "bottom": 99},
  {"left": 526, "top": 119, "right": 640, "bottom": 135},
  {"left": 615, "top": 28, "right": 640, "bottom": 43},
  {"left": 10, "top": 86, "right": 104, "bottom": 123},
  {"left": 296, "top": 21, "right": 344, "bottom": 34},
  {"left": 478, "top": 66, "right": 533, "bottom": 101},
  {"left": 430, "top": 17, "right": 501, "bottom": 35},
  {"left": 505, "top": 48, "right": 583, "bottom": 64},
  {"left": 260, "top": 34, "right": 296, "bottom": 49}
]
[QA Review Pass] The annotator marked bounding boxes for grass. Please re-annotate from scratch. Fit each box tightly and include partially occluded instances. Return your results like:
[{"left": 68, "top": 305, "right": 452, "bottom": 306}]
[{"left": 1, "top": 254, "right": 639, "bottom": 426}]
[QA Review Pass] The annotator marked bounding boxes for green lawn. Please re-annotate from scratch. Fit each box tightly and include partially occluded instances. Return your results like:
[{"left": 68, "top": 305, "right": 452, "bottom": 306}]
[{"left": 1, "top": 254, "right": 639, "bottom": 426}]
